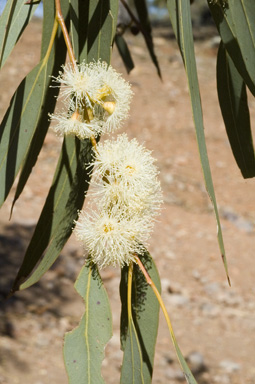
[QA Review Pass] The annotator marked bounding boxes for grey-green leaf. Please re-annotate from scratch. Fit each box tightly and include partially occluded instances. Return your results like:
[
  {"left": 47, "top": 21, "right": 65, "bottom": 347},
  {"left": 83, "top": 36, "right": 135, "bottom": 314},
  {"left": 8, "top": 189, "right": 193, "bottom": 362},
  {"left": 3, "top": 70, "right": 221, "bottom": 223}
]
[
  {"left": 0, "top": 0, "right": 38, "bottom": 69},
  {"left": 208, "top": 0, "right": 255, "bottom": 96},
  {"left": 0, "top": 57, "right": 53, "bottom": 208},
  {"left": 11, "top": 136, "right": 93, "bottom": 292},
  {"left": 133, "top": 0, "right": 161, "bottom": 78},
  {"left": 217, "top": 41, "right": 255, "bottom": 178},
  {"left": 120, "top": 251, "right": 161, "bottom": 384},
  {"left": 115, "top": 34, "right": 134, "bottom": 74},
  {"left": 64, "top": 261, "right": 112, "bottom": 384},
  {"left": 11, "top": 0, "right": 68, "bottom": 210},
  {"left": 167, "top": 0, "right": 230, "bottom": 284},
  {"left": 85, "top": 0, "right": 118, "bottom": 63}
]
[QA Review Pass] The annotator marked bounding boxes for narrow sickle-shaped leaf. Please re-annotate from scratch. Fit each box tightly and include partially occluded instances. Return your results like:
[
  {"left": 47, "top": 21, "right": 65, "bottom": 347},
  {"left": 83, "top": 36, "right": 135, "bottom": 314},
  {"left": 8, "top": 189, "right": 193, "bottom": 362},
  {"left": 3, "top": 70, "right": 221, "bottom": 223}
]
[
  {"left": 64, "top": 261, "right": 112, "bottom": 384},
  {"left": 85, "top": 0, "right": 118, "bottom": 64},
  {"left": 0, "top": 56, "right": 53, "bottom": 207},
  {"left": 167, "top": 0, "right": 230, "bottom": 283},
  {"left": 0, "top": 0, "right": 39, "bottom": 69},
  {"left": 11, "top": 136, "right": 93, "bottom": 292},
  {"left": 208, "top": 0, "right": 255, "bottom": 96},
  {"left": 133, "top": 0, "right": 161, "bottom": 78},
  {"left": 120, "top": 251, "right": 161, "bottom": 384},
  {"left": 11, "top": 0, "right": 69, "bottom": 210},
  {"left": 217, "top": 41, "right": 255, "bottom": 178},
  {"left": 115, "top": 33, "right": 134, "bottom": 74}
]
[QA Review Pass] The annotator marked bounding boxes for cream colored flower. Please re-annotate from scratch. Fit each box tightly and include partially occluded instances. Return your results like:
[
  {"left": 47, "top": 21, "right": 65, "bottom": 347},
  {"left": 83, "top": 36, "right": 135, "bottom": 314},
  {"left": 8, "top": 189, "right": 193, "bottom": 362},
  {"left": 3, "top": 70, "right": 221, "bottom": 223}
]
[
  {"left": 75, "top": 209, "right": 150, "bottom": 268},
  {"left": 53, "top": 62, "right": 101, "bottom": 108},
  {"left": 91, "top": 134, "right": 162, "bottom": 218},
  {"left": 50, "top": 108, "right": 102, "bottom": 140},
  {"left": 52, "top": 60, "right": 133, "bottom": 135},
  {"left": 92, "top": 61, "right": 133, "bottom": 132}
]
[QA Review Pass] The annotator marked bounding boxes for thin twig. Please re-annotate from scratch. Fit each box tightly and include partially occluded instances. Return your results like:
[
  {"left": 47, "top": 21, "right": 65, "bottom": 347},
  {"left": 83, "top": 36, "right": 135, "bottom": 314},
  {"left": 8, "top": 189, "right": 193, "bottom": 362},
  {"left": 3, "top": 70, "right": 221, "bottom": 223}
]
[
  {"left": 55, "top": 0, "right": 76, "bottom": 68},
  {"left": 127, "top": 263, "right": 133, "bottom": 319}
]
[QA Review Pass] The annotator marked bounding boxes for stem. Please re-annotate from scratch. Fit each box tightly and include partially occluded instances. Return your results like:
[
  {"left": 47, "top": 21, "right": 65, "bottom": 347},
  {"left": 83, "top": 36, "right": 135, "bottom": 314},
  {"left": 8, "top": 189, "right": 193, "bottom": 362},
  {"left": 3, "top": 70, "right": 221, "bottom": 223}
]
[
  {"left": 55, "top": 0, "right": 76, "bottom": 68},
  {"left": 127, "top": 263, "right": 133, "bottom": 319},
  {"left": 134, "top": 255, "right": 192, "bottom": 374},
  {"left": 134, "top": 256, "right": 177, "bottom": 338}
]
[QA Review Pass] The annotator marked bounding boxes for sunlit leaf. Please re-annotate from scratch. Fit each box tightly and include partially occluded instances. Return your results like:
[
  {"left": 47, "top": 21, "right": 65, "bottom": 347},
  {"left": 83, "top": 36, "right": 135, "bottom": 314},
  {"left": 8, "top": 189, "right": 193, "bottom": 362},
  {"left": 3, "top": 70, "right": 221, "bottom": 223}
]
[
  {"left": 0, "top": 58, "right": 53, "bottom": 207},
  {"left": 217, "top": 41, "right": 255, "bottom": 178},
  {"left": 167, "top": 0, "right": 230, "bottom": 284},
  {"left": 0, "top": 0, "right": 38, "bottom": 69},
  {"left": 64, "top": 261, "right": 112, "bottom": 384},
  {"left": 120, "top": 251, "right": 160, "bottom": 383}
]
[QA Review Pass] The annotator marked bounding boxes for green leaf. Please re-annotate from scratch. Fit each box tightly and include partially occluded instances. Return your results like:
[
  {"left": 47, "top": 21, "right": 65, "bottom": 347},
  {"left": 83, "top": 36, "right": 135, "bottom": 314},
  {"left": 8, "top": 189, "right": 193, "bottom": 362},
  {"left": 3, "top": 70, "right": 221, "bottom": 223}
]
[
  {"left": 64, "top": 261, "right": 112, "bottom": 384},
  {"left": 86, "top": 0, "right": 118, "bottom": 63},
  {"left": 0, "top": 58, "right": 53, "bottom": 207},
  {"left": 11, "top": 136, "right": 93, "bottom": 292},
  {"left": 170, "top": 342, "right": 198, "bottom": 384},
  {"left": 0, "top": 0, "right": 38, "bottom": 69},
  {"left": 167, "top": 0, "right": 230, "bottom": 284},
  {"left": 115, "top": 34, "right": 134, "bottom": 74},
  {"left": 133, "top": 0, "right": 161, "bottom": 78},
  {"left": 120, "top": 251, "right": 161, "bottom": 384},
  {"left": 11, "top": 0, "right": 69, "bottom": 210},
  {"left": 217, "top": 42, "right": 255, "bottom": 178},
  {"left": 208, "top": 0, "right": 255, "bottom": 95}
]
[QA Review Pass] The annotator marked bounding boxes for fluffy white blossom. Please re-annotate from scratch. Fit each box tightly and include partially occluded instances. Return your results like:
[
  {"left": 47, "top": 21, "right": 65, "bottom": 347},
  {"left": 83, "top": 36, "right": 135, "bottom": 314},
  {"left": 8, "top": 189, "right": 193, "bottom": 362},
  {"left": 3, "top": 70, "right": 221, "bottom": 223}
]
[
  {"left": 50, "top": 109, "right": 102, "bottom": 140},
  {"left": 53, "top": 62, "right": 101, "bottom": 108},
  {"left": 92, "top": 62, "right": 133, "bottom": 132},
  {"left": 75, "top": 209, "right": 150, "bottom": 268},
  {"left": 91, "top": 134, "right": 162, "bottom": 218},
  {"left": 52, "top": 60, "right": 133, "bottom": 137},
  {"left": 74, "top": 134, "right": 162, "bottom": 268}
]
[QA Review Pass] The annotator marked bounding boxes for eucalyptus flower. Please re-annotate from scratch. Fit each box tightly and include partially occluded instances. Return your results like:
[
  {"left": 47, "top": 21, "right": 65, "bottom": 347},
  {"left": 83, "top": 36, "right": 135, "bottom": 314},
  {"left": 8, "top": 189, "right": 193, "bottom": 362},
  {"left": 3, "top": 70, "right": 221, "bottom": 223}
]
[
  {"left": 52, "top": 60, "right": 133, "bottom": 137},
  {"left": 91, "top": 134, "right": 162, "bottom": 218},
  {"left": 74, "top": 134, "right": 162, "bottom": 268},
  {"left": 50, "top": 107, "right": 102, "bottom": 140},
  {"left": 75, "top": 209, "right": 150, "bottom": 268}
]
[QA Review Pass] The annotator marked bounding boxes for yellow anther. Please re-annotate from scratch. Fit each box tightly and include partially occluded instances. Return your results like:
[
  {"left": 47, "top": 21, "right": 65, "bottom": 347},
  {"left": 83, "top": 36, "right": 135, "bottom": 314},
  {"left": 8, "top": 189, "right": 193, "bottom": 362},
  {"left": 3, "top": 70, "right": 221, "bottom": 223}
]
[{"left": 103, "top": 223, "right": 114, "bottom": 233}]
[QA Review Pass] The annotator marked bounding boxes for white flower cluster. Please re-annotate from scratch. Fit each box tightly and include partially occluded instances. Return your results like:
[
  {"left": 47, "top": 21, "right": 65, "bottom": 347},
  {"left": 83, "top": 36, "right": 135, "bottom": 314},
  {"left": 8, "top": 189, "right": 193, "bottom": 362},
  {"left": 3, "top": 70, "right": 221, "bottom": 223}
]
[
  {"left": 50, "top": 61, "right": 133, "bottom": 140},
  {"left": 75, "top": 134, "right": 162, "bottom": 268}
]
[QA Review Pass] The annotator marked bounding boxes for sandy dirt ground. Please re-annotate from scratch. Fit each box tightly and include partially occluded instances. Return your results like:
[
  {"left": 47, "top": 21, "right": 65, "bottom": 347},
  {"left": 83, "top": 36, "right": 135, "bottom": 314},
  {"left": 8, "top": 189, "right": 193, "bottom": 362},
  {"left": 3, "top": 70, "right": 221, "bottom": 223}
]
[{"left": 1, "top": 17, "right": 255, "bottom": 384}]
